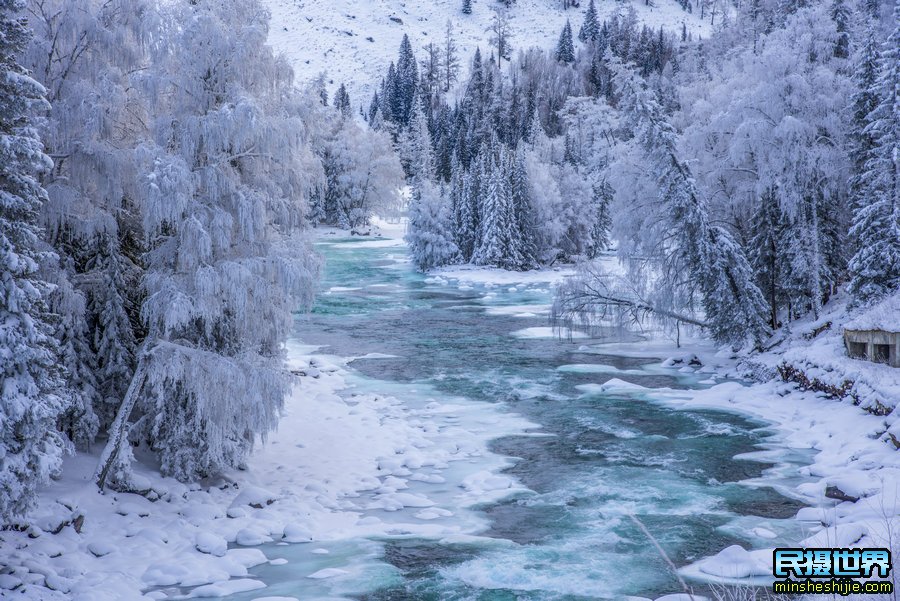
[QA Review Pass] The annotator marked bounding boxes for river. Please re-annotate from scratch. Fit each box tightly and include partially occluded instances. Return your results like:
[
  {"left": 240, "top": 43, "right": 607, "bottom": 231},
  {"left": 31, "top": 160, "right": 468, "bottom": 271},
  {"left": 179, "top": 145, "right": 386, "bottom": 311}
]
[{"left": 222, "top": 233, "right": 811, "bottom": 601}]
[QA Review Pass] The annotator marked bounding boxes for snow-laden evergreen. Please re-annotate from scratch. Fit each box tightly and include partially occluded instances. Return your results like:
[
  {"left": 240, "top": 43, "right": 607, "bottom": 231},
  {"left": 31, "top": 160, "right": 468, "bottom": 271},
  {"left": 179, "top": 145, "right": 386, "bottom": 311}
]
[
  {"left": 20, "top": 0, "right": 153, "bottom": 449},
  {"left": 0, "top": 0, "right": 68, "bottom": 520},
  {"left": 848, "top": 0, "right": 900, "bottom": 303},
  {"left": 555, "top": 20, "right": 576, "bottom": 64},
  {"left": 87, "top": 234, "right": 136, "bottom": 433},
  {"left": 579, "top": 0, "right": 601, "bottom": 43},
  {"left": 609, "top": 57, "right": 771, "bottom": 345}
]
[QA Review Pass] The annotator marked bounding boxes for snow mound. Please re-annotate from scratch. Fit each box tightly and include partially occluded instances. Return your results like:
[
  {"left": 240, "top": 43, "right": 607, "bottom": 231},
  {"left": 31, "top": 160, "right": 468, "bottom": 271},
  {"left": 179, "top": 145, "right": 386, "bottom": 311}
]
[
  {"left": 229, "top": 485, "right": 278, "bottom": 509},
  {"left": 188, "top": 578, "right": 266, "bottom": 597},
  {"left": 844, "top": 293, "right": 900, "bottom": 331},
  {"left": 695, "top": 545, "right": 770, "bottom": 579},
  {"left": 195, "top": 532, "right": 228, "bottom": 557}
]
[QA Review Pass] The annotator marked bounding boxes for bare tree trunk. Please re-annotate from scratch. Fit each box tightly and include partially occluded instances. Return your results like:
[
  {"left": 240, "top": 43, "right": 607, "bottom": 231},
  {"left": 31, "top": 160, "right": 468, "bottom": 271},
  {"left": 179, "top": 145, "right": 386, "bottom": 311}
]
[{"left": 93, "top": 350, "right": 150, "bottom": 490}]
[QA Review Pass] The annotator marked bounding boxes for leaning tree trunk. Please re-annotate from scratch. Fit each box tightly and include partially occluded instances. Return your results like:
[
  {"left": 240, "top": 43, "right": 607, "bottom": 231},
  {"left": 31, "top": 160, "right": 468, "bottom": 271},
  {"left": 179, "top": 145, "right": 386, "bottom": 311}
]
[{"left": 93, "top": 348, "right": 150, "bottom": 490}]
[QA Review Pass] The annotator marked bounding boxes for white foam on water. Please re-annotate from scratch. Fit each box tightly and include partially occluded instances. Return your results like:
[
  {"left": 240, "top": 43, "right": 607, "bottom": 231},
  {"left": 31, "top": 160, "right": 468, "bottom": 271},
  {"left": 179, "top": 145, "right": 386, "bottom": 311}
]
[{"left": 511, "top": 327, "right": 589, "bottom": 340}]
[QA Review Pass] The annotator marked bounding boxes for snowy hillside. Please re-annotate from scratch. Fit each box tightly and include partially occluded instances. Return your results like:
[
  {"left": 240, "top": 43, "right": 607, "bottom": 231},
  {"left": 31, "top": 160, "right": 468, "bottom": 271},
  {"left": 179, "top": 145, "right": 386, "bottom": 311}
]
[{"left": 263, "top": 0, "right": 712, "bottom": 105}]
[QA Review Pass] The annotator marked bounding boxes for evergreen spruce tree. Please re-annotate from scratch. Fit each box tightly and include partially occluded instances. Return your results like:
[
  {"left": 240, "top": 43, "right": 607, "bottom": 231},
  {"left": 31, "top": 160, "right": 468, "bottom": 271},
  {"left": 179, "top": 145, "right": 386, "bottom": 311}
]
[
  {"left": 578, "top": 0, "right": 601, "bottom": 43},
  {"left": 0, "top": 0, "right": 68, "bottom": 520},
  {"left": 396, "top": 34, "right": 419, "bottom": 125},
  {"left": 454, "top": 165, "right": 479, "bottom": 262},
  {"left": 831, "top": 0, "right": 850, "bottom": 59},
  {"left": 462, "top": 0, "right": 472, "bottom": 15},
  {"left": 51, "top": 265, "right": 99, "bottom": 449},
  {"left": 511, "top": 148, "right": 539, "bottom": 269},
  {"left": 587, "top": 180, "right": 613, "bottom": 259},
  {"left": 88, "top": 234, "right": 136, "bottom": 432},
  {"left": 400, "top": 96, "right": 436, "bottom": 185},
  {"left": 382, "top": 63, "right": 398, "bottom": 122},
  {"left": 849, "top": 1, "right": 900, "bottom": 303},
  {"left": 368, "top": 90, "right": 381, "bottom": 124},
  {"left": 747, "top": 186, "right": 789, "bottom": 328},
  {"left": 849, "top": 30, "right": 881, "bottom": 212},
  {"left": 556, "top": 20, "right": 576, "bottom": 64},
  {"left": 333, "top": 83, "right": 352, "bottom": 118},
  {"left": 613, "top": 59, "right": 770, "bottom": 345},
  {"left": 473, "top": 152, "right": 507, "bottom": 266}
]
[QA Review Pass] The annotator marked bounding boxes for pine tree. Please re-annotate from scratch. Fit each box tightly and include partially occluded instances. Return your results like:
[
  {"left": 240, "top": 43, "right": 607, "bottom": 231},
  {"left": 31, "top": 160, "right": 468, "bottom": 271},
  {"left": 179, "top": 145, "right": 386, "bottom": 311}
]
[
  {"left": 831, "top": 0, "right": 850, "bottom": 59},
  {"left": 556, "top": 20, "right": 576, "bottom": 64},
  {"left": 462, "top": 0, "right": 472, "bottom": 14},
  {"left": 747, "top": 186, "right": 789, "bottom": 328},
  {"left": 510, "top": 148, "right": 539, "bottom": 269},
  {"left": 473, "top": 153, "right": 508, "bottom": 266},
  {"left": 489, "top": 8, "right": 513, "bottom": 64},
  {"left": 396, "top": 34, "right": 419, "bottom": 125},
  {"left": 849, "top": 1, "right": 900, "bottom": 303},
  {"left": 0, "top": 0, "right": 69, "bottom": 519},
  {"left": 51, "top": 265, "right": 100, "bottom": 449},
  {"left": 368, "top": 90, "right": 381, "bottom": 124},
  {"left": 849, "top": 30, "right": 881, "bottom": 212},
  {"left": 613, "top": 59, "right": 770, "bottom": 345},
  {"left": 333, "top": 83, "right": 352, "bottom": 118},
  {"left": 579, "top": 0, "right": 601, "bottom": 43},
  {"left": 399, "top": 96, "right": 435, "bottom": 182},
  {"left": 452, "top": 162, "right": 479, "bottom": 262},
  {"left": 442, "top": 20, "right": 461, "bottom": 92},
  {"left": 587, "top": 180, "right": 612, "bottom": 259},
  {"left": 88, "top": 234, "right": 136, "bottom": 432},
  {"left": 382, "top": 63, "right": 398, "bottom": 122}
]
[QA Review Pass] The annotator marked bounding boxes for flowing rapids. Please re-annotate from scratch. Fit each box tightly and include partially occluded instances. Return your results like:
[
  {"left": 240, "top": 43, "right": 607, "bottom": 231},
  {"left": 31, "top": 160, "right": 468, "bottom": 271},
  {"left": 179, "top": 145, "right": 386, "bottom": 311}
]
[{"left": 222, "top": 235, "right": 811, "bottom": 601}]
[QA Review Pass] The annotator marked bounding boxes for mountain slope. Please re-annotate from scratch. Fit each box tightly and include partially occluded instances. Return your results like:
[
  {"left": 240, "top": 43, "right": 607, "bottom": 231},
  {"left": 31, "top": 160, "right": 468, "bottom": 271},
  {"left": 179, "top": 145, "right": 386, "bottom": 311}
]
[{"left": 263, "top": 0, "right": 712, "bottom": 108}]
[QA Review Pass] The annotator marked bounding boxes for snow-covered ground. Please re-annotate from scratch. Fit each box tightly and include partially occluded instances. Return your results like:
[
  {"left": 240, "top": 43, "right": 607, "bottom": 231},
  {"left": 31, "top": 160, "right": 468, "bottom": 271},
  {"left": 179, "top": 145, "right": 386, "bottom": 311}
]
[
  {"left": 0, "top": 338, "right": 540, "bottom": 600},
  {"left": 262, "top": 0, "right": 713, "bottom": 104}
]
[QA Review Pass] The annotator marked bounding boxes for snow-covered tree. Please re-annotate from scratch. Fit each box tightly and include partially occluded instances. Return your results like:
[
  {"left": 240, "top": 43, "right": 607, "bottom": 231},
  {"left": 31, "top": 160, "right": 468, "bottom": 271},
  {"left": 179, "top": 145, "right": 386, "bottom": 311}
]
[
  {"left": 333, "top": 83, "right": 351, "bottom": 118},
  {"left": 0, "top": 0, "right": 68, "bottom": 519},
  {"left": 88, "top": 234, "right": 136, "bottom": 432},
  {"left": 21, "top": 0, "right": 153, "bottom": 454},
  {"left": 510, "top": 147, "right": 539, "bottom": 269},
  {"left": 50, "top": 263, "right": 99, "bottom": 448},
  {"left": 451, "top": 162, "right": 479, "bottom": 262},
  {"left": 556, "top": 20, "right": 576, "bottom": 64},
  {"left": 395, "top": 34, "right": 419, "bottom": 125},
  {"left": 609, "top": 58, "right": 771, "bottom": 345},
  {"left": 680, "top": 4, "right": 852, "bottom": 320},
  {"left": 473, "top": 151, "right": 515, "bottom": 267},
  {"left": 462, "top": 0, "right": 472, "bottom": 15},
  {"left": 848, "top": 0, "right": 900, "bottom": 303},
  {"left": 442, "top": 20, "right": 461, "bottom": 92},
  {"left": 98, "top": 0, "right": 323, "bottom": 484},
  {"left": 399, "top": 97, "right": 435, "bottom": 182},
  {"left": 407, "top": 181, "right": 459, "bottom": 270},
  {"left": 327, "top": 120, "right": 405, "bottom": 228},
  {"left": 831, "top": 0, "right": 850, "bottom": 58},
  {"left": 489, "top": 8, "right": 513, "bottom": 64},
  {"left": 579, "top": 0, "right": 601, "bottom": 43},
  {"left": 849, "top": 28, "right": 881, "bottom": 211}
]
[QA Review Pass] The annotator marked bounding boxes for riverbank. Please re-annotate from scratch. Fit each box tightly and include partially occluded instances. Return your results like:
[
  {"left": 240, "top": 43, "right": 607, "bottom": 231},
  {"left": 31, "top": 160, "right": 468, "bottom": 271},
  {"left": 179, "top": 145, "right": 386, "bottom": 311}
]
[{"left": 0, "top": 336, "right": 544, "bottom": 600}]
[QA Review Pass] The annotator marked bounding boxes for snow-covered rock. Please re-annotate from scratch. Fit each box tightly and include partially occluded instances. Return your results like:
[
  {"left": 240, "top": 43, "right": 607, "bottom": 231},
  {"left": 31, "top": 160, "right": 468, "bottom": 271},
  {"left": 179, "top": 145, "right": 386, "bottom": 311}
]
[{"left": 195, "top": 532, "right": 228, "bottom": 557}]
